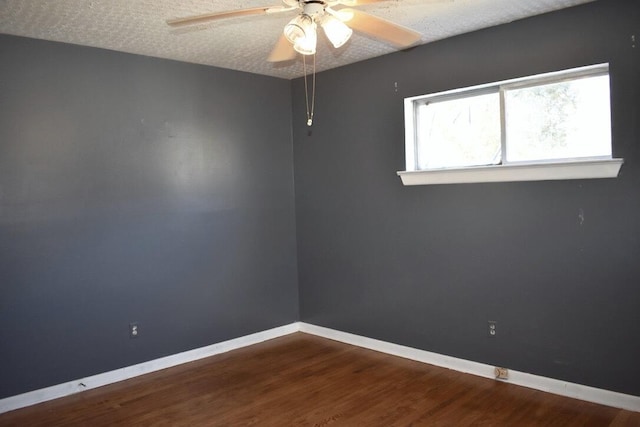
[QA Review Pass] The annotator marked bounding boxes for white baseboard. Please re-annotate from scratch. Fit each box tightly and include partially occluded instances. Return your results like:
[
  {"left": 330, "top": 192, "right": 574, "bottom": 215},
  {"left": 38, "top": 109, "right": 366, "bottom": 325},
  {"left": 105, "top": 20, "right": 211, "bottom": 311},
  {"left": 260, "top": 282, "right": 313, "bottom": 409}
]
[
  {"left": 3, "top": 321, "right": 638, "bottom": 415},
  {"left": 298, "top": 322, "right": 640, "bottom": 412},
  {"left": 0, "top": 323, "right": 299, "bottom": 414}
]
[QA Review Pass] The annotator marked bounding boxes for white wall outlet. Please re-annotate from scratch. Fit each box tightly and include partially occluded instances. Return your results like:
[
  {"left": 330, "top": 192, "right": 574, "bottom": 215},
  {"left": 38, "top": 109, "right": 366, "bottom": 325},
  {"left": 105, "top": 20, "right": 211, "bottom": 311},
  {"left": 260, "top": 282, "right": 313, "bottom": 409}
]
[
  {"left": 488, "top": 320, "right": 497, "bottom": 337},
  {"left": 129, "top": 322, "right": 139, "bottom": 339}
]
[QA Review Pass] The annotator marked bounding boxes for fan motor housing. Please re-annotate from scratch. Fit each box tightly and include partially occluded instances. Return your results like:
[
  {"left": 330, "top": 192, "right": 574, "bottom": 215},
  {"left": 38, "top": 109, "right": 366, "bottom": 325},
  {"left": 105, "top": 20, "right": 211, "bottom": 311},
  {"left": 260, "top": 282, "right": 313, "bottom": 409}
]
[{"left": 302, "top": 1, "right": 326, "bottom": 17}]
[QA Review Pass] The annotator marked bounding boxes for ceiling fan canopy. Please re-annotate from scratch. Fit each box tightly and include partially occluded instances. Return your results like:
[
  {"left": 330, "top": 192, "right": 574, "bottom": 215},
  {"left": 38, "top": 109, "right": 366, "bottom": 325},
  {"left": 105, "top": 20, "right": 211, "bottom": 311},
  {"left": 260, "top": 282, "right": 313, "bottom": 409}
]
[{"left": 167, "top": 0, "right": 422, "bottom": 62}]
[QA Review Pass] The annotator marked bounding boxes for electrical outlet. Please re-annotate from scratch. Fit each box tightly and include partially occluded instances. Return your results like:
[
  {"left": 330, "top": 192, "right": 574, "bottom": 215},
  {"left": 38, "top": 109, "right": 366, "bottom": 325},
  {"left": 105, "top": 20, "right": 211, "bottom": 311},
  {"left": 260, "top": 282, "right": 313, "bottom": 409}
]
[
  {"left": 488, "top": 320, "right": 497, "bottom": 337},
  {"left": 495, "top": 367, "right": 509, "bottom": 379},
  {"left": 129, "top": 322, "right": 139, "bottom": 339}
]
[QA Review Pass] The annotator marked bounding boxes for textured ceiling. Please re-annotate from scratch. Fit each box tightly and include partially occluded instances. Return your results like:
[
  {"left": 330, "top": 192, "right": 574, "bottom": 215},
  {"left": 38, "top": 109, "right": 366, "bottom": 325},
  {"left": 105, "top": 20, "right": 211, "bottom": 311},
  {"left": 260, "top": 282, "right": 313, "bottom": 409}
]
[{"left": 0, "top": 0, "right": 594, "bottom": 80}]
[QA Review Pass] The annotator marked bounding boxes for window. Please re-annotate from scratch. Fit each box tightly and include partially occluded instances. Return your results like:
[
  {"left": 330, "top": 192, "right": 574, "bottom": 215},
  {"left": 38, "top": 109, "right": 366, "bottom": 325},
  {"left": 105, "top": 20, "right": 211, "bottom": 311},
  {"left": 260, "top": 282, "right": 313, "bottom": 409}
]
[{"left": 399, "top": 64, "right": 623, "bottom": 185}]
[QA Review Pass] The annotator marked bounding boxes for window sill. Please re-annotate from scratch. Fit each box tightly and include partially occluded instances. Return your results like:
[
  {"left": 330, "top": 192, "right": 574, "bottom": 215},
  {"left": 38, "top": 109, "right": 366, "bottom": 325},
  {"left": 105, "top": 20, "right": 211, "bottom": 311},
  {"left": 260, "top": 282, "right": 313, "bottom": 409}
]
[{"left": 397, "top": 158, "right": 624, "bottom": 186}]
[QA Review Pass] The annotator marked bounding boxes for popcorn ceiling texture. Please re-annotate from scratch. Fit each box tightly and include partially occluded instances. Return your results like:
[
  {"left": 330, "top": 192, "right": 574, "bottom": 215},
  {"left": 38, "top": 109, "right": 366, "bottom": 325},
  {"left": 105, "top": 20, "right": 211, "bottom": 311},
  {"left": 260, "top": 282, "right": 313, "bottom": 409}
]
[{"left": 0, "top": 0, "right": 593, "bottom": 80}]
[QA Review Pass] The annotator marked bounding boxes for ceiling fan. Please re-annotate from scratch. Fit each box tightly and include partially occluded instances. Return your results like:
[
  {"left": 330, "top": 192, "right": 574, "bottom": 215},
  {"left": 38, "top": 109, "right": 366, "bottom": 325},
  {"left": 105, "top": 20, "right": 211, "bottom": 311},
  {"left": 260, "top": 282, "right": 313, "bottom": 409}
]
[{"left": 166, "top": 0, "right": 422, "bottom": 62}]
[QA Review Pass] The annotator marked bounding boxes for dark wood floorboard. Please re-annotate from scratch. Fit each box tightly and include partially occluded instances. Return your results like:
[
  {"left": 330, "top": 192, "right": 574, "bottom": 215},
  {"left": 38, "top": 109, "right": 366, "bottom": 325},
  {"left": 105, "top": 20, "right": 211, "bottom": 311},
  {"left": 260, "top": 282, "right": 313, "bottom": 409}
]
[{"left": 1, "top": 332, "right": 638, "bottom": 426}]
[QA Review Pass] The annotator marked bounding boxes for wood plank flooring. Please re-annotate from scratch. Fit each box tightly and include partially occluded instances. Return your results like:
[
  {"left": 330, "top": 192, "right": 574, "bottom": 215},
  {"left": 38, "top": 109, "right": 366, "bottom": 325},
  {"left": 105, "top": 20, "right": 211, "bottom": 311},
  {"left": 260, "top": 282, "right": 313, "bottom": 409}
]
[{"left": 1, "top": 332, "right": 638, "bottom": 426}]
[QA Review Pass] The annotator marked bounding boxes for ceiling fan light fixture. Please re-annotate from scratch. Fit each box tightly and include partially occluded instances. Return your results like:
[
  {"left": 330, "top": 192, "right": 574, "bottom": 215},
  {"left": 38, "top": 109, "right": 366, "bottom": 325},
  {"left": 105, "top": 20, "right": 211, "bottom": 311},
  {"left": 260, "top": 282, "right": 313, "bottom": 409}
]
[
  {"left": 320, "top": 14, "right": 353, "bottom": 48},
  {"left": 293, "top": 27, "right": 317, "bottom": 55},
  {"left": 284, "top": 14, "right": 317, "bottom": 55}
]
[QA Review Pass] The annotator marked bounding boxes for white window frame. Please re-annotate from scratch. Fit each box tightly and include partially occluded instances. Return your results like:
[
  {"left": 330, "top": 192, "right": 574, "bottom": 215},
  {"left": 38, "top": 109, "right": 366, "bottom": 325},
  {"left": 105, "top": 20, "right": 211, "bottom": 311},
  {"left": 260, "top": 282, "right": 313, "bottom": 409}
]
[{"left": 398, "top": 64, "right": 623, "bottom": 186}]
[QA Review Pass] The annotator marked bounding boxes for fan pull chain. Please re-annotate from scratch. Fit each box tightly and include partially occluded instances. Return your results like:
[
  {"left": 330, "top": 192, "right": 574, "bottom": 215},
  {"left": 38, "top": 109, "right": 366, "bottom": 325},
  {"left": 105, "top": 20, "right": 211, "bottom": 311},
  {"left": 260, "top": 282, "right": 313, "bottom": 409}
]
[{"left": 302, "top": 53, "right": 316, "bottom": 126}]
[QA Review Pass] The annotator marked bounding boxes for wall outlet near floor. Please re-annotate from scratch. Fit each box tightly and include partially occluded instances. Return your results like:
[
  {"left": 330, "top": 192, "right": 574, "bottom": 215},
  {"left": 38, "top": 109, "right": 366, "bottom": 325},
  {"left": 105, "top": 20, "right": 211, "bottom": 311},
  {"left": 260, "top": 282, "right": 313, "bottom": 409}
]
[
  {"left": 488, "top": 320, "right": 497, "bottom": 337},
  {"left": 495, "top": 367, "right": 509, "bottom": 380},
  {"left": 129, "top": 322, "right": 139, "bottom": 339}
]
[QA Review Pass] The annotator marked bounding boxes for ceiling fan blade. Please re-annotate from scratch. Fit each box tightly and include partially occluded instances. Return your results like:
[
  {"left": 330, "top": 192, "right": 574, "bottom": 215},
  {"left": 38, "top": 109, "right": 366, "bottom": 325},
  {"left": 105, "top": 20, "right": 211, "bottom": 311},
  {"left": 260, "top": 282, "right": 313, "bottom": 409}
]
[
  {"left": 335, "top": 0, "right": 387, "bottom": 5},
  {"left": 267, "top": 34, "right": 297, "bottom": 62},
  {"left": 338, "top": 8, "right": 422, "bottom": 48},
  {"left": 336, "top": 0, "right": 450, "bottom": 5},
  {"left": 167, "top": 6, "right": 293, "bottom": 27}
]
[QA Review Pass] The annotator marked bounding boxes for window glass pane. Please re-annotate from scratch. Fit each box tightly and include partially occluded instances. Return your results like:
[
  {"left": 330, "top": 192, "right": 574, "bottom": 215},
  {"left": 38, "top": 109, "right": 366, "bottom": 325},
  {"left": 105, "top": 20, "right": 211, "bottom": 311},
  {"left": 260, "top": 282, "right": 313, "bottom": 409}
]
[
  {"left": 504, "top": 75, "right": 611, "bottom": 162},
  {"left": 417, "top": 93, "right": 501, "bottom": 169}
]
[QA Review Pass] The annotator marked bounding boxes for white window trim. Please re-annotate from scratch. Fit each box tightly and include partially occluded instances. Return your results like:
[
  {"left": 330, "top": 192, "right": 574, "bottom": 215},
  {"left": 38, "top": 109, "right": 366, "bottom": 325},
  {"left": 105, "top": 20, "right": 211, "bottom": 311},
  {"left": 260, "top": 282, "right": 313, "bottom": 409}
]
[
  {"left": 399, "top": 63, "right": 624, "bottom": 186},
  {"left": 397, "top": 158, "right": 623, "bottom": 186}
]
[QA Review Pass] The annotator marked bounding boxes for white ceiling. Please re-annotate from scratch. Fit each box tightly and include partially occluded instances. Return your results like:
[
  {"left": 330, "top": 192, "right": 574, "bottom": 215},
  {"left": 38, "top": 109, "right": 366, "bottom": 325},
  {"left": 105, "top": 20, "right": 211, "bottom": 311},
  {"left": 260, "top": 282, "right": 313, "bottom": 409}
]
[{"left": 0, "top": 0, "right": 594, "bottom": 80}]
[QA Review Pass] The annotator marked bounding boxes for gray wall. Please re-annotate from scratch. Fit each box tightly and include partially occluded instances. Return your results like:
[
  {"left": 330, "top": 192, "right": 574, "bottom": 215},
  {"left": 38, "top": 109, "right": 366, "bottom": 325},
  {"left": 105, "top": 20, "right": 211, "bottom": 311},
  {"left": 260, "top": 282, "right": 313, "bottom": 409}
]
[
  {"left": 294, "top": 0, "right": 640, "bottom": 396},
  {"left": 2, "top": 0, "right": 639, "bottom": 403},
  {"left": 0, "top": 35, "right": 298, "bottom": 398}
]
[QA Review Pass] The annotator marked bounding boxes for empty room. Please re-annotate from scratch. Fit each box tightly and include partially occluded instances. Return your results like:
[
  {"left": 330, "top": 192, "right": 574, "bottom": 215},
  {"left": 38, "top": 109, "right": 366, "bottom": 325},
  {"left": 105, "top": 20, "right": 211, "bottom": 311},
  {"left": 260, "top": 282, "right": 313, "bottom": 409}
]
[{"left": 1, "top": 0, "right": 639, "bottom": 425}]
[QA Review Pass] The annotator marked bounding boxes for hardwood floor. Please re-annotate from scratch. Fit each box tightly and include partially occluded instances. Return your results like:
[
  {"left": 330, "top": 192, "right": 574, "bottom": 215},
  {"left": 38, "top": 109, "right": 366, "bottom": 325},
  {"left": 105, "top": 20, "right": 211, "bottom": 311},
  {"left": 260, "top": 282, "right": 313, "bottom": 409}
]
[{"left": 1, "top": 333, "right": 638, "bottom": 426}]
